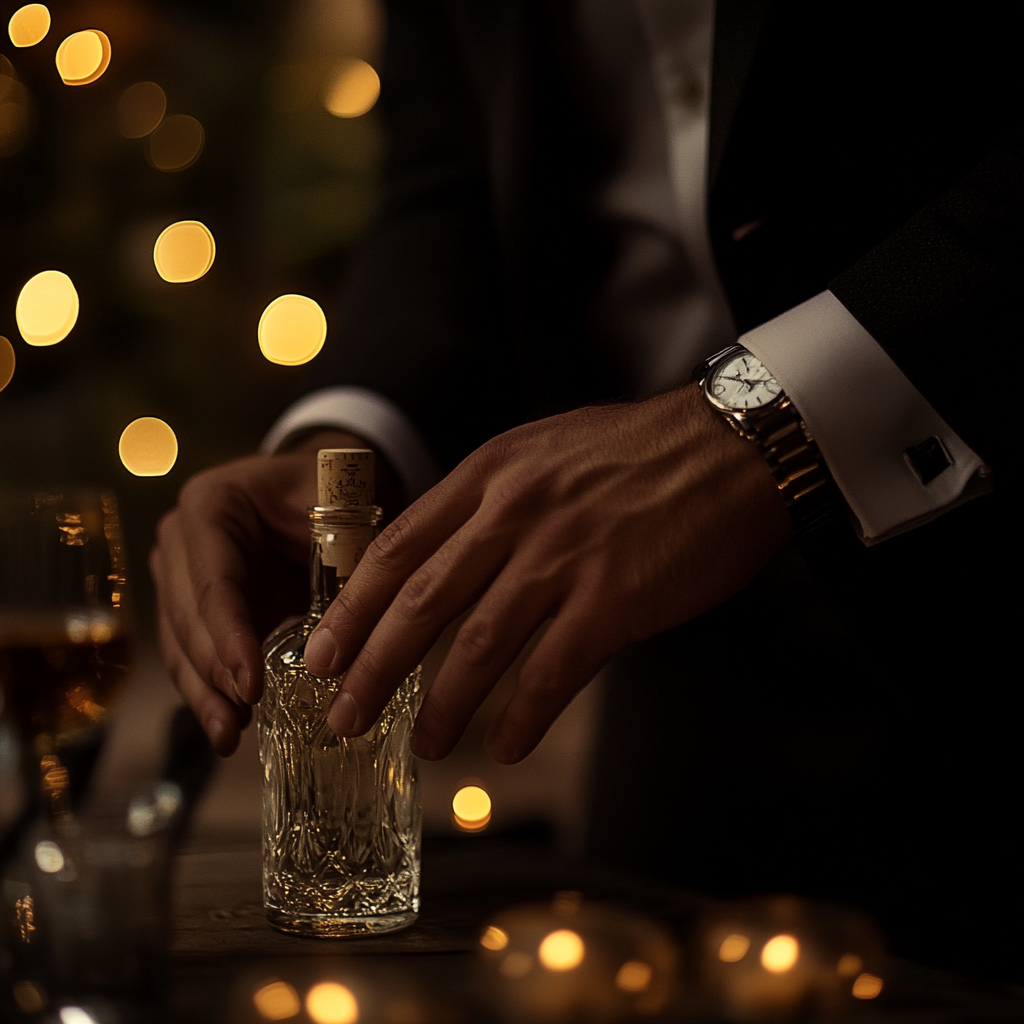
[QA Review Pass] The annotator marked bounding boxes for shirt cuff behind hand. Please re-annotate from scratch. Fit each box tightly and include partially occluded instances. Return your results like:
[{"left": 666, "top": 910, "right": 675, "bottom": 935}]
[{"left": 741, "top": 290, "right": 991, "bottom": 545}]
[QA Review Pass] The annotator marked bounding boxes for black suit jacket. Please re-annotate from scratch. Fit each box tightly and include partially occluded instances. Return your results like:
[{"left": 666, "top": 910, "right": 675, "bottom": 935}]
[{"left": 316, "top": 0, "right": 1022, "bottom": 978}]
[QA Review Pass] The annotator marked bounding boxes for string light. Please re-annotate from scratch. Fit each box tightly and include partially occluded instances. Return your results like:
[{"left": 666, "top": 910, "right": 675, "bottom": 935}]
[
  {"left": 153, "top": 220, "right": 216, "bottom": 282},
  {"left": 117, "top": 81, "right": 166, "bottom": 138},
  {"left": 118, "top": 417, "right": 178, "bottom": 476},
  {"left": 55, "top": 30, "right": 111, "bottom": 86},
  {"left": 0, "top": 336, "right": 14, "bottom": 391},
  {"left": 16, "top": 270, "right": 79, "bottom": 346},
  {"left": 323, "top": 59, "right": 379, "bottom": 118},
  {"left": 146, "top": 113, "right": 204, "bottom": 171},
  {"left": 258, "top": 294, "right": 327, "bottom": 365},
  {"left": 8, "top": 4, "right": 50, "bottom": 47}
]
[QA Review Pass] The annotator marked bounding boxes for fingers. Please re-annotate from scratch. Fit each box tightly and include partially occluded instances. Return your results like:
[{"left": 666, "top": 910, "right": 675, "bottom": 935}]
[
  {"left": 325, "top": 502, "right": 511, "bottom": 738},
  {"left": 309, "top": 475, "right": 483, "bottom": 679},
  {"left": 408, "top": 571, "right": 556, "bottom": 761},
  {"left": 176, "top": 476, "right": 265, "bottom": 701},
  {"left": 155, "top": 595, "right": 249, "bottom": 756},
  {"left": 484, "top": 603, "right": 616, "bottom": 764}
]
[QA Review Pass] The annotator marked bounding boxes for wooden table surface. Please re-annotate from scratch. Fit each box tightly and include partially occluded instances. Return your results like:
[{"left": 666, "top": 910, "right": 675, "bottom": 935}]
[{"left": 166, "top": 834, "right": 1024, "bottom": 1024}]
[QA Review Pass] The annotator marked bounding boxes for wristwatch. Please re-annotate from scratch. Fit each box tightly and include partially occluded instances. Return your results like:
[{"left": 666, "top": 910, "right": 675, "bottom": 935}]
[{"left": 695, "top": 345, "right": 835, "bottom": 537}]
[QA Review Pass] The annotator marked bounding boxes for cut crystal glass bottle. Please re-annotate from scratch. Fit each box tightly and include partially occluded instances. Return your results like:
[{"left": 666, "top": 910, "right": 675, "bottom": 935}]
[{"left": 258, "top": 453, "right": 421, "bottom": 937}]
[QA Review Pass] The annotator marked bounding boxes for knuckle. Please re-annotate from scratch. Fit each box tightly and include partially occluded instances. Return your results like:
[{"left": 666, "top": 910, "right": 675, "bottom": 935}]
[
  {"left": 394, "top": 566, "right": 439, "bottom": 625},
  {"left": 372, "top": 512, "right": 412, "bottom": 568},
  {"left": 453, "top": 615, "right": 499, "bottom": 668}
]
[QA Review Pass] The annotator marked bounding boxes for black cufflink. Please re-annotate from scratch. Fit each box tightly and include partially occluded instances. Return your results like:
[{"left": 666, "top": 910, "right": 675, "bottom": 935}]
[{"left": 903, "top": 435, "right": 952, "bottom": 485}]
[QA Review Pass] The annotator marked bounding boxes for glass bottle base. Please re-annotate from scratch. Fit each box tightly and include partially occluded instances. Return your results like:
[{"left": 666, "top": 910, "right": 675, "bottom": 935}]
[{"left": 266, "top": 907, "right": 419, "bottom": 938}]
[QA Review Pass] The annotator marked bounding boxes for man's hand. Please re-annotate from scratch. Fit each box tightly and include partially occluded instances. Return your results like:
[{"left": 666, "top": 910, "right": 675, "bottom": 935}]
[
  {"left": 149, "top": 429, "right": 364, "bottom": 755},
  {"left": 304, "top": 384, "right": 791, "bottom": 764}
]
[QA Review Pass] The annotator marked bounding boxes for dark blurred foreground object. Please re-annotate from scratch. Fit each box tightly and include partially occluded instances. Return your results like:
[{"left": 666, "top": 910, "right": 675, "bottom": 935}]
[{"left": 0, "top": 706, "right": 217, "bottom": 1022}]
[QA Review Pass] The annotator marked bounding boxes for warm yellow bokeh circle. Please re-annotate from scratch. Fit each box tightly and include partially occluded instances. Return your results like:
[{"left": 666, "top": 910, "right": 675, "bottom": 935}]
[
  {"left": 258, "top": 294, "right": 327, "bottom": 366},
  {"left": 117, "top": 81, "right": 166, "bottom": 138},
  {"left": 452, "top": 785, "right": 491, "bottom": 830},
  {"left": 153, "top": 220, "right": 216, "bottom": 283},
  {"left": 305, "top": 982, "right": 358, "bottom": 1024},
  {"left": 16, "top": 270, "right": 79, "bottom": 346},
  {"left": 253, "top": 980, "right": 301, "bottom": 1021},
  {"left": 119, "top": 417, "right": 178, "bottom": 477},
  {"left": 8, "top": 4, "right": 50, "bottom": 47},
  {"left": 56, "top": 29, "right": 111, "bottom": 86},
  {"left": 324, "top": 59, "right": 380, "bottom": 118},
  {"left": 0, "top": 336, "right": 15, "bottom": 391}
]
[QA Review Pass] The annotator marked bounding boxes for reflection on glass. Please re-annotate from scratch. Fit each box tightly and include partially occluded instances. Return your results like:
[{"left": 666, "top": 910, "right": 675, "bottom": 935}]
[
  {"left": 118, "top": 417, "right": 178, "bottom": 477},
  {"left": 153, "top": 220, "right": 216, "bottom": 282},
  {"left": 145, "top": 113, "right": 204, "bottom": 171},
  {"left": 8, "top": 4, "right": 50, "bottom": 47},
  {"left": 305, "top": 982, "right": 358, "bottom": 1024},
  {"left": 55, "top": 30, "right": 111, "bottom": 86},
  {"left": 0, "top": 336, "right": 14, "bottom": 391},
  {"left": 258, "top": 294, "right": 327, "bottom": 365},
  {"left": 323, "top": 59, "right": 379, "bottom": 118},
  {"left": 117, "top": 81, "right": 166, "bottom": 138},
  {"left": 16, "top": 270, "right": 79, "bottom": 347}
]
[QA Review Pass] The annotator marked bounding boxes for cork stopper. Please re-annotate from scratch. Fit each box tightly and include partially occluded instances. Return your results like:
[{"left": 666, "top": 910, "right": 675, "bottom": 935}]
[{"left": 317, "top": 449, "right": 375, "bottom": 508}]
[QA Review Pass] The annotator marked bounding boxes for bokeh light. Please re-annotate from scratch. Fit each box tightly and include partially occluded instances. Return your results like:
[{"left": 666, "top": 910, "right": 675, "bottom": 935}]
[
  {"left": 258, "top": 294, "right": 327, "bottom": 365},
  {"left": 499, "top": 952, "right": 532, "bottom": 979},
  {"left": 118, "top": 417, "right": 178, "bottom": 476},
  {"left": 12, "top": 981, "right": 45, "bottom": 1014},
  {"left": 851, "top": 973, "right": 883, "bottom": 999},
  {"left": 538, "top": 929, "right": 585, "bottom": 972},
  {"left": 0, "top": 336, "right": 14, "bottom": 391},
  {"left": 16, "top": 270, "right": 79, "bottom": 346},
  {"left": 323, "top": 59, "right": 380, "bottom": 118},
  {"left": 836, "top": 953, "right": 863, "bottom": 977},
  {"left": 34, "top": 839, "right": 64, "bottom": 873},
  {"left": 761, "top": 934, "right": 799, "bottom": 974},
  {"left": 480, "top": 925, "right": 509, "bottom": 951},
  {"left": 254, "top": 980, "right": 301, "bottom": 1020},
  {"left": 117, "top": 81, "right": 166, "bottom": 138},
  {"left": 146, "top": 113, "right": 204, "bottom": 171},
  {"left": 153, "top": 220, "right": 216, "bottom": 282},
  {"left": 8, "top": 4, "right": 50, "bottom": 47},
  {"left": 55, "top": 30, "right": 111, "bottom": 86},
  {"left": 615, "top": 960, "right": 653, "bottom": 992},
  {"left": 306, "top": 982, "right": 358, "bottom": 1024},
  {"left": 718, "top": 933, "right": 750, "bottom": 962},
  {"left": 452, "top": 784, "right": 491, "bottom": 831}
]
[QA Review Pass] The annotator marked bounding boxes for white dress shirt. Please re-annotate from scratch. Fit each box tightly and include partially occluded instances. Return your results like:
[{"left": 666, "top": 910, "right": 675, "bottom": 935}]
[{"left": 265, "top": 0, "right": 987, "bottom": 544}]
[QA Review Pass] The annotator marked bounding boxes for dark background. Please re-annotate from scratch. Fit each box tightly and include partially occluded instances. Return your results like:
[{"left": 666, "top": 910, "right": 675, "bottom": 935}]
[{"left": 0, "top": 0, "right": 385, "bottom": 623}]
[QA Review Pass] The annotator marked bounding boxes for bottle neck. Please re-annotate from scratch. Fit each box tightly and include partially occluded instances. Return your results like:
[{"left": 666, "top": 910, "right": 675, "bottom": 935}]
[{"left": 307, "top": 506, "right": 381, "bottom": 619}]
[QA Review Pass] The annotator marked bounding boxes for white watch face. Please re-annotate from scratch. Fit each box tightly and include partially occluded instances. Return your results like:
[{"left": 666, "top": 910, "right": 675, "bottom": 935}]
[{"left": 709, "top": 351, "right": 782, "bottom": 410}]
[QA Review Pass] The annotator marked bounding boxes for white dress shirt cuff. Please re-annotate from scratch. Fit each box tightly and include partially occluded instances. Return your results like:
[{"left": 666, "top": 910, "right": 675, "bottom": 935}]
[
  {"left": 741, "top": 290, "right": 991, "bottom": 545},
  {"left": 260, "top": 386, "right": 442, "bottom": 502}
]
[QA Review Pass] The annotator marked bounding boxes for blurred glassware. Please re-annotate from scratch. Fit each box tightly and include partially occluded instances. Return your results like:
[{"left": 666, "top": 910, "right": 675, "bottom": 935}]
[
  {"left": 0, "top": 491, "right": 131, "bottom": 836},
  {"left": 692, "top": 895, "right": 886, "bottom": 1021},
  {"left": 477, "top": 892, "right": 678, "bottom": 1022}
]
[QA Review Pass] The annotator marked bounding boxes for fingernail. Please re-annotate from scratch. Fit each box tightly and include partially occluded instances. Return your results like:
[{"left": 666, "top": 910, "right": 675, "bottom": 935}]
[
  {"left": 206, "top": 716, "right": 226, "bottom": 752},
  {"left": 235, "top": 668, "right": 252, "bottom": 703},
  {"left": 330, "top": 691, "right": 358, "bottom": 735},
  {"left": 305, "top": 627, "right": 337, "bottom": 674}
]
